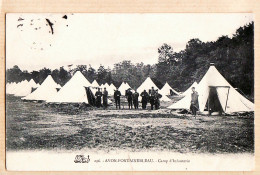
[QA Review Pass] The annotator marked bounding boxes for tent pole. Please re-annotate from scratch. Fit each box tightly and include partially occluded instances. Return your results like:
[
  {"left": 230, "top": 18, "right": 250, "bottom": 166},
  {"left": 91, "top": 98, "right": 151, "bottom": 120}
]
[
  {"left": 208, "top": 89, "right": 210, "bottom": 116},
  {"left": 224, "top": 87, "right": 230, "bottom": 112}
]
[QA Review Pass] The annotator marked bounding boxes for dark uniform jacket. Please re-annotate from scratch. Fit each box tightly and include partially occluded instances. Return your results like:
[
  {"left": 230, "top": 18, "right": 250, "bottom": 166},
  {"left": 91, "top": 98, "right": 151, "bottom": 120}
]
[
  {"left": 114, "top": 90, "right": 121, "bottom": 99},
  {"left": 191, "top": 91, "right": 199, "bottom": 110},
  {"left": 140, "top": 91, "right": 149, "bottom": 102},
  {"left": 126, "top": 90, "right": 133, "bottom": 100},
  {"left": 133, "top": 92, "right": 139, "bottom": 101},
  {"left": 95, "top": 91, "right": 102, "bottom": 99},
  {"left": 103, "top": 90, "right": 108, "bottom": 98},
  {"left": 150, "top": 90, "right": 156, "bottom": 98},
  {"left": 155, "top": 92, "right": 162, "bottom": 100}
]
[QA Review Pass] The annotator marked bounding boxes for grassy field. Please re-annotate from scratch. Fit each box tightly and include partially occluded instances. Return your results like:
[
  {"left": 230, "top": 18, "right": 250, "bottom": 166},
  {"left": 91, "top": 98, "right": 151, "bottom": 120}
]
[{"left": 6, "top": 95, "right": 254, "bottom": 154}]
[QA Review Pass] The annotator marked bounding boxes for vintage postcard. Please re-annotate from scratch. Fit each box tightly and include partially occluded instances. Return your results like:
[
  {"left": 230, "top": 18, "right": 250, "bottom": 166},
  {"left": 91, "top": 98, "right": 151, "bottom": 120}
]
[{"left": 5, "top": 13, "right": 254, "bottom": 171}]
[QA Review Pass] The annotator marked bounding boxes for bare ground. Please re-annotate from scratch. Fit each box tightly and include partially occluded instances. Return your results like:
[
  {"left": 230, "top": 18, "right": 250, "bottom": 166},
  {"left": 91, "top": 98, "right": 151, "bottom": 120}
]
[{"left": 6, "top": 95, "right": 254, "bottom": 153}]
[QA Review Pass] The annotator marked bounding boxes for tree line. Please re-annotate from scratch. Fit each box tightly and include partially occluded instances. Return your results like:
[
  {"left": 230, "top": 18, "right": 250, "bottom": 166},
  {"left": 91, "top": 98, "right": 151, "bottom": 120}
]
[{"left": 6, "top": 22, "right": 254, "bottom": 98}]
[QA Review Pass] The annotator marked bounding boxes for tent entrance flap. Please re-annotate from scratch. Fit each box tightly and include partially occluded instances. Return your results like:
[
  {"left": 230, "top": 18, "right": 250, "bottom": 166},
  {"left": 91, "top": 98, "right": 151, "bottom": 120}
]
[
  {"left": 215, "top": 86, "right": 230, "bottom": 113},
  {"left": 205, "top": 87, "right": 225, "bottom": 114},
  {"left": 84, "top": 87, "right": 96, "bottom": 106}
]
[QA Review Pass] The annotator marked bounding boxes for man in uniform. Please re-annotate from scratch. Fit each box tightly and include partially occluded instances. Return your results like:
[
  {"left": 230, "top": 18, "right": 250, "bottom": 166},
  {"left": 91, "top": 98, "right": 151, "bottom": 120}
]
[
  {"left": 114, "top": 87, "right": 121, "bottom": 109},
  {"left": 103, "top": 87, "right": 108, "bottom": 108},
  {"left": 132, "top": 90, "right": 139, "bottom": 109},
  {"left": 125, "top": 88, "right": 133, "bottom": 109},
  {"left": 190, "top": 87, "right": 199, "bottom": 117},
  {"left": 140, "top": 89, "right": 149, "bottom": 109},
  {"left": 154, "top": 90, "right": 162, "bottom": 110},
  {"left": 95, "top": 88, "right": 102, "bottom": 108},
  {"left": 150, "top": 87, "right": 156, "bottom": 110}
]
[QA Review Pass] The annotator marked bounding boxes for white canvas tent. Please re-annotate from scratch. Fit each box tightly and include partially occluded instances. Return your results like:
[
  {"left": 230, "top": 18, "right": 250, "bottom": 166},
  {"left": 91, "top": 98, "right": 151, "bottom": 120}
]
[
  {"left": 22, "top": 75, "right": 60, "bottom": 101},
  {"left": 6, "top": 82, "right": 17, "bottom": 94},
  {"left": 28, "top": 79, "right": 37, "bottom": 88},
  {"left": 100, "top": 84, "right": 105, "bottom": 89},
  {"left": 91, "top": 80, "right": 99, "bottom": 87},
  {"left": 109, "top": 83, "right": 116, "bottom": 90},
  {"left": 14, "top": 79, "right": 38, "bottom": 97},
  {"left": 6, "top": 82, "right": 11, "bottom": 89},
  {"left": 159, "top": 82, "right": 180, "bottom": 96},
  {"left": 104, "top": 83, "right": 109, "bottom": 88},
  {"left": 106, "top": 83, "right": 116, "bottom": 95},
  {"left": 160, "top": 95, "right": 172, "bottom": 102},
  {"left": 137, "top": 77, "right": 159, "bottom": 94},
  {"left": 10, "top": 80, "right": 28, "bottom": 95},
  {"left": 181, "top": 81, "right": 198, "bottom": 96},
  {"left": 168, "top": 64, "right": 254, "bottom": 114},
  {"left": 118, "top": 82, "right": 131, "bottom": 94},
  {"left": 47, "top": 71, "right": 92, "bottom": 103}
]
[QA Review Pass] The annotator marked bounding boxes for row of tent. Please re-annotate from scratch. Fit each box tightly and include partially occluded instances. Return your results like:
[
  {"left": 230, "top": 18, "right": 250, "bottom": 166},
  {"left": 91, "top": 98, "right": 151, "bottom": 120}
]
[
  {"left": 6, "top": 79, "right": 41, "bottom": 96},
  {"left": 6, "top": 70, "right": 178, "bottom": 103},
  {"left": 6, "top": 64, "right": 254, "bottom": 114}
]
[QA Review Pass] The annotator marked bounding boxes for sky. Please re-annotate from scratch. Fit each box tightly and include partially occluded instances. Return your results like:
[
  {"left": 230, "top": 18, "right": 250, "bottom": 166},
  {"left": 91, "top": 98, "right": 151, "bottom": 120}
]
[{"left": 6, "top": 13, "right": 253, "bottom": 71}]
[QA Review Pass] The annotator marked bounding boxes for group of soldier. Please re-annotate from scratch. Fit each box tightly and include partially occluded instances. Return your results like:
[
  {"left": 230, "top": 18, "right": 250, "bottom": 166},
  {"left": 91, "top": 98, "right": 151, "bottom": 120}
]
[{"left": 94, "top": 86, "right": 162, "bottom": 110}]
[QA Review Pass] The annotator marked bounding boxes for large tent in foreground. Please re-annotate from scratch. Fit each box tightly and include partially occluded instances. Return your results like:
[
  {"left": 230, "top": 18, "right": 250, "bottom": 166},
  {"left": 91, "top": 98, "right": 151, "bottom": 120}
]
[
  {"left": 47, "top": 71, "right": 92, "bottom": 103},
  {"left": 159, "top": 82, "right": 180, "bottom": 96},
  {"left": 168, "top": 64, "right": 254, "bottom": 114},
  {"left": 22, "top": 75, "right": 61, "bottom": 101},
  {"left": 137, "top": 77, "right": 159, "bottom": 94},
  {"left": 14, "top": 79, "right": 38, "bottom": 97},
  {"left": 181, "top": 81, "right": 198, "bottom": 96}
]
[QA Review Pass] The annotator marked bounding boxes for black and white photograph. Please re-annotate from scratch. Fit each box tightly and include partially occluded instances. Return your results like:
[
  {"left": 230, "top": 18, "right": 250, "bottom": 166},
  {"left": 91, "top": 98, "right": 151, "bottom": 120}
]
[{"left": 5, "top": 13, "right": 254, "bottom": 171}]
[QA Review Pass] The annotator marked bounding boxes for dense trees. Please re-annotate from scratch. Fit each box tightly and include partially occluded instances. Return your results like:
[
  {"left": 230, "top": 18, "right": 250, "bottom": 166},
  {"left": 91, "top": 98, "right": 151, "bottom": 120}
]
[{"left": 6, "top": 22, "right": 254, "bottom": 97}]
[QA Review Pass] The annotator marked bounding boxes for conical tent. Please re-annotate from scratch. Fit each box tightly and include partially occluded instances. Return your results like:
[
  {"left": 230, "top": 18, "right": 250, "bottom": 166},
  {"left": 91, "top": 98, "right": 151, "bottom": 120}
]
[
  {"left": 159, "top": 82, "right": 180, "bottom": 96},
  {"left": 181, "top": 81, "right": 198, "bottom": 96},
  {"left": 6, "top": 83, "right": 11, "bottom": 89},
  {"left": 11, "top": 80, "right": 29, "bottom": 95},
  {"left": 160, "top": 95, "right": 172, "bottom": 102},
  {"left": 100, "top": 84, "right": 105, "bottom": 89},
  {"left": 6, "top": 82, "right": 17, "bottom": 94},
  {"left": 56, "top": 84, "right": 62, "bottom": 89},
  {"left": 118, "top": 82, "right": 131, "bottom": 95},
  {"left": 109, "top": 83, "right": 116, "bottom": 90},
  {"left": 28, "top": 79, "right": 37, "bottom": 88},
  {"left": 47, "top": 71, "right": 92, "bottom": 103},
  {"left": 104, "top": 83, "right": 110, "bottom": 88},
  {"left": 106, "top": 83, "right": 116, "bottom": 95},
  {"left": 91, "top": 80, "right": 99, "bottom": 87},
  {"left": 14, "top": 79, "right": 38, "bottom": 97},
  {"left": 22, "top": 75, "right": 60, "bottom": 101},
  {"left": 168, "top": 65, "right": 254, "bottom": 113},
  {"left": 137, "top": 77, "right": 159, "bottom": 94}
]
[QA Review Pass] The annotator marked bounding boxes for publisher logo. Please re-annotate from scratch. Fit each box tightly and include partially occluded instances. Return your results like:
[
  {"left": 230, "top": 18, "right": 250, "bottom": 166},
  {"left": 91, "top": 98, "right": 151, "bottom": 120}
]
[{"left": 74, "top": 155, "right": 90, "bottom": 163}]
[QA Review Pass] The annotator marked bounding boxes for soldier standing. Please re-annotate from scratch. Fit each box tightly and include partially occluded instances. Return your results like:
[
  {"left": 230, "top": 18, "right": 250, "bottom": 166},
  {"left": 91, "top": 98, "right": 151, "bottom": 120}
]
[
  {"left": 150, "top": 87, "right": 156, "bottom": 110},
  {"left": 190, "top": 87, "right": 199, "bottom": 117},
  {"left": 132, "top": 90, "right": 139, "bottom": 109},
  {"left": 126, "top": 89, "right": 133, "bottom": 109},
  {"left": 114, "top": 87, "right": 121, "bottom": 109},
  {"left": 103, "top": 87, "right": 108, "bottom": 108},
  {"left": 95, "top": 88, "right": 102, "bottom": 108},
  {"left": 140, "top": 89, "right": 149, "bottom": 109},
  {"left": 154, "top": 90, "right": 162, "bottom": 110}
]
